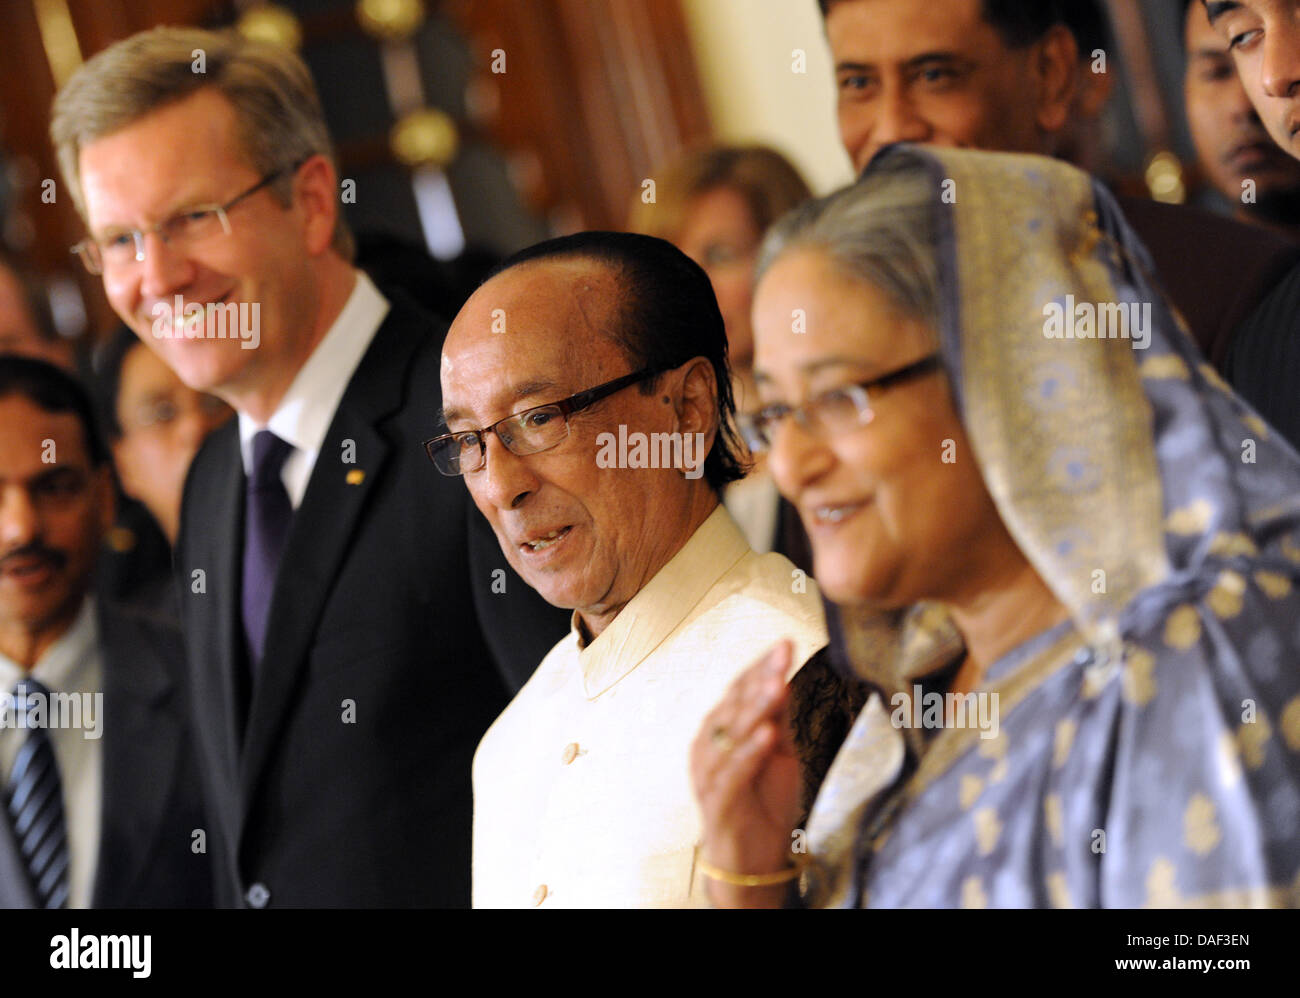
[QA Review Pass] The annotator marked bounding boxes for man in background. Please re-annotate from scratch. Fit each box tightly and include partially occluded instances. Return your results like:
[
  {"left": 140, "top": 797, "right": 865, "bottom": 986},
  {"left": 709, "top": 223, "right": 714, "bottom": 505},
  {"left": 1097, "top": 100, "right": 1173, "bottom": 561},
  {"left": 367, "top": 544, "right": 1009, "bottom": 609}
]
[
  {"left": 818, "top": 0, "right": 1300, "bottom": 389},
  {"left": 0, "top": 354, "right": 211, "bottom": 907},
  {"left": 1185, "top": 0, "right": 1300, "bottom": 235},
  {"left": 1200, "top": 0, "right": 1300, "bottom": 450}
]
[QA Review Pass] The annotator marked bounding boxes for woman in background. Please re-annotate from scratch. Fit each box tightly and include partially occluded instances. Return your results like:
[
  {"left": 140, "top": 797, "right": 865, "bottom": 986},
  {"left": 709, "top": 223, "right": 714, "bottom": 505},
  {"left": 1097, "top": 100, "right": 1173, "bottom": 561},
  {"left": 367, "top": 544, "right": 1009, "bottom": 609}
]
[
  {"left": 692, "top": 144, "right": 1300, "bottom": 908},
  {"left": 630, "top": 146, "right": 811, "bottom": 557}
]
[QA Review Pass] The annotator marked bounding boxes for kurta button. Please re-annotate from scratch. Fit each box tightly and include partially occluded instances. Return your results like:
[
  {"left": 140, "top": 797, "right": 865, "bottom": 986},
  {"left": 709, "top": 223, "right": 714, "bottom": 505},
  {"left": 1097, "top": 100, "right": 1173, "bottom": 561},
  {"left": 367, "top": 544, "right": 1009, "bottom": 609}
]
[
  {"left": 532, "top": 884, "right": 548, "bottom": 906},
  {"left": 246, "top": 883, "right": 270, "bottom": 908},
  {"left": 561, "top": 742, "right": 579, "bottom": 765}
]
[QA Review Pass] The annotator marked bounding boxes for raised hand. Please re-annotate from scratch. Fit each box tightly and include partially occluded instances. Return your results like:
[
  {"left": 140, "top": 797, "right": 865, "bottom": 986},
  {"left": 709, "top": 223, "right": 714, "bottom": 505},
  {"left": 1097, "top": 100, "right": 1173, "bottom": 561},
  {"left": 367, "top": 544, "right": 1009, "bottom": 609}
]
[{"left": 690, "top": 639, "right": 804, "bottom": 908}]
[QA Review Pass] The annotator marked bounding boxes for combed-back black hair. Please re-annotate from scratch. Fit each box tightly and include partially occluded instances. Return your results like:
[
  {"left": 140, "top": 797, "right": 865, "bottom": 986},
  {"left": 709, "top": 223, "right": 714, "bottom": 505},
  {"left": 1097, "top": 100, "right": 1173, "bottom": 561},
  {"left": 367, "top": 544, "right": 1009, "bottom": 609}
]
[
  {"left": 0, "top": 353, "right": 108, "bottom": 466},
  {"left": 487, "top": 231, "right": 748, "bottom": 490}
]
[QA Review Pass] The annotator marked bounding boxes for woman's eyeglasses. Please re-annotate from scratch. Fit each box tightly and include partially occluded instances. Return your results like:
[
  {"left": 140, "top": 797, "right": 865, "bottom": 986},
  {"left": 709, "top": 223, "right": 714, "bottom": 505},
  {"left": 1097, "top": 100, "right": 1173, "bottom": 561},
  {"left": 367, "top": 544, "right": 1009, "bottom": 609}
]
[{"left": 738, "top": 354, "right": 941, "bottom": 452}]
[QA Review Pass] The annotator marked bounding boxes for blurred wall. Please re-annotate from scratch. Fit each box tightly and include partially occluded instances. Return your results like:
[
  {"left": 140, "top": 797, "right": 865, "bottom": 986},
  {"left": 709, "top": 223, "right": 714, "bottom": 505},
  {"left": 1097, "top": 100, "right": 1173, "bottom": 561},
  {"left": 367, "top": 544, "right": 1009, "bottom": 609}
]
[{"left": 681, "top": 0, "right": 853, "bottom": 194}]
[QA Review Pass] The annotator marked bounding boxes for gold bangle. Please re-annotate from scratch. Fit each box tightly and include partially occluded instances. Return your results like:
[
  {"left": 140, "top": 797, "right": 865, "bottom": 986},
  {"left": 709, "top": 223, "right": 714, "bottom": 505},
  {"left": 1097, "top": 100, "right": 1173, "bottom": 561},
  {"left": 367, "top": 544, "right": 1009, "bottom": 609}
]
[{"left": 695, "top": 846, "right": 812, "bottom": 887}]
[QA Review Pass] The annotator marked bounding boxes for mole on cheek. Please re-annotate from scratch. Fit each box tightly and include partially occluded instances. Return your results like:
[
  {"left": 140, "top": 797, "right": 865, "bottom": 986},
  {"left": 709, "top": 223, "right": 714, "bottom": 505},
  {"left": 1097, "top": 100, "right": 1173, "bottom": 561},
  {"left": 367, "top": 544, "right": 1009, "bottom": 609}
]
[{"left": 662, "top": 396, "right": 670, "bottom": 404}]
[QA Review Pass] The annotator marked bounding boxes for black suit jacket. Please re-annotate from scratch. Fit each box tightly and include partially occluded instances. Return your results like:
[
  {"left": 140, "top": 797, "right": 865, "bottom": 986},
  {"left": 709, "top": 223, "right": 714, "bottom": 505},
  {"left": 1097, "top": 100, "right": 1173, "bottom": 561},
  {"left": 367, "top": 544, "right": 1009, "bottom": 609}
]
[
  {"left": 0, "top": 599, "right": 214, "bottom": 908},
  {"left": 175, "top": 292, "right": 569, "bottom": 908}
]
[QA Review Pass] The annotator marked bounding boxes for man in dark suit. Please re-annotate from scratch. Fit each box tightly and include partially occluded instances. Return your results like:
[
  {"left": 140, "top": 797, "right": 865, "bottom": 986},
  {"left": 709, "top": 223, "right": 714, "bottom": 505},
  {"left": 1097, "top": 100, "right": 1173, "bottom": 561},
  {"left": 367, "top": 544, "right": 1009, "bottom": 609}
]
[
  {"left": 1197, "top": 0, "right": 1300, "bottom": 449},
  {"left": 0, "top": 355, "right": 211, "bottom": 908},
  {"left": 52, "top": 26, "right": 567, "bottom": 907},
  {"left": 1183, "top": 0, "right": 1300, "bottom": 236},
  {"left": 817, "top": 0, "right": 1300, "bottom": 374}
]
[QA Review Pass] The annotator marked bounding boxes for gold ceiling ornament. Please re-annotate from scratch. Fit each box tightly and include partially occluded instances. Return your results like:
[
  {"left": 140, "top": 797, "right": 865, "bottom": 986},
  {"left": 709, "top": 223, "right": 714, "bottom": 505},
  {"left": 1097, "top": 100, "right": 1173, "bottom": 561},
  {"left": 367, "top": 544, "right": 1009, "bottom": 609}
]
[
  {"left": 1144, "top": 150, "right": 1186, "bottom": 205},
  {"left": 237, "top": 4, "right": 304, "bottom": 51},
  {"left": 357, "top": 0, "right": 426, "bottom": 42},
  {"left": 390, "top": 107, "right": 459, "bottom": 169}
]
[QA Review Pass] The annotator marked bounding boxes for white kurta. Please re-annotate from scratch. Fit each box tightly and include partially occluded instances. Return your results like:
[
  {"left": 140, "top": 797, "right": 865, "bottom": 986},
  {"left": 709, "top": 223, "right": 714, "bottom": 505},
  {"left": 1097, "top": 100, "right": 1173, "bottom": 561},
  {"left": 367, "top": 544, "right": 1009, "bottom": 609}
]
[{"left": 472, "top": 505, "right": 827, "bottom": 908}]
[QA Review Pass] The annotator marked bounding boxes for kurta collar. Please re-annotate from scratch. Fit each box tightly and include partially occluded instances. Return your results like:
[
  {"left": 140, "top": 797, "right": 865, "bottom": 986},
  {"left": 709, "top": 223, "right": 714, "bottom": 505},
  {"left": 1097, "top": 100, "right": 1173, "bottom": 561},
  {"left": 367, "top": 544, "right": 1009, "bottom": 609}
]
[{"left": 575, "top": 504, "right": 749, "bottom": 699}]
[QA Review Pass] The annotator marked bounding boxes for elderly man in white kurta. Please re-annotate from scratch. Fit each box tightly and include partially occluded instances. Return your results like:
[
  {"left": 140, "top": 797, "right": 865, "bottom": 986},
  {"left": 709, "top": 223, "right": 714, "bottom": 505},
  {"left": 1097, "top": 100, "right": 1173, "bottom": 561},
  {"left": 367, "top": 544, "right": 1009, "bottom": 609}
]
[{"left": 435, "top": 232, "right": 829, "bottom": 907}]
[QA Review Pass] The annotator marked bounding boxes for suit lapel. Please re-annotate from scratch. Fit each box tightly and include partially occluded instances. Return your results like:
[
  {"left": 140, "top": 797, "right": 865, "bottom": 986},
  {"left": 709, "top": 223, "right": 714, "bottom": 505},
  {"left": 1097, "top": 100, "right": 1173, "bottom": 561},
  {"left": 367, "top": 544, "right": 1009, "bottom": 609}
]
[
  {"left": 92, "top": 603, "right": 178, "bottom": 906},
  {"left": 176, "top": 421, "right": 246, "bottom": 867},
  {"left": 203, "top": 428, "right": 248, "bottom": 787},
  {"left": 237, "top": 313, "right": 417, "bottom": 807}
]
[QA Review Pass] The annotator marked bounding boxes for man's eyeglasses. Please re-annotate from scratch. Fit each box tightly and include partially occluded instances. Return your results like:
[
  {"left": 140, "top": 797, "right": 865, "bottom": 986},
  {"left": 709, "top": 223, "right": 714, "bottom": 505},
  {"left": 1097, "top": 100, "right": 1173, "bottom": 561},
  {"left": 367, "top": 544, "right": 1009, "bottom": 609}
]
[
  {"left": 737, "top": 354, "right": 942, "bottom": 452},
  {"left": 424, "top": 367, "right": 664, "bottom": 476},
  {"left": 71, "top": 165, "right": 296, "bottom": 275}
]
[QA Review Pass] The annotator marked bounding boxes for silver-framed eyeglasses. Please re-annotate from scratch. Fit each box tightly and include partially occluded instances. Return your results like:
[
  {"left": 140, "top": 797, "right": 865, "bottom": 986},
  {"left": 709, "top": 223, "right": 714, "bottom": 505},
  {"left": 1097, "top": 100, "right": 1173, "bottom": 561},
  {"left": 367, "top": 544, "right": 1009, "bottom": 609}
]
[
  {"left": 71, "top": 166, "right": 293, "bottom": 275},
  {"left": 738, "top": 354, "right": 942, "bottom": 452},
  {"left": 424, "top": 367, "right": 664, "bottom": 476}
]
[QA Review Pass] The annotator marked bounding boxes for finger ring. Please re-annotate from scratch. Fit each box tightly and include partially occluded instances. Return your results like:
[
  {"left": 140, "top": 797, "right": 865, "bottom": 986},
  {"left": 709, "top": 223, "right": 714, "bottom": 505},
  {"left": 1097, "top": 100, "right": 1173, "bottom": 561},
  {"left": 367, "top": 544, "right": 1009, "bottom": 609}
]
[{"left": 711, "top": 725, "right": 735, "bottom": 752}]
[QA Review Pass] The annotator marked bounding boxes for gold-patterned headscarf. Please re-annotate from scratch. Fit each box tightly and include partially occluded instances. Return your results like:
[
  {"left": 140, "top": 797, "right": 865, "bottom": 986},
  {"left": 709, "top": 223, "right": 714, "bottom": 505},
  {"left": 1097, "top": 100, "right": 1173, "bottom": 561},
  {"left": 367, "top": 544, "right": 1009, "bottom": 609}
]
[{"left": 828, "top": 145, "right": 1293, "bottom": 691}]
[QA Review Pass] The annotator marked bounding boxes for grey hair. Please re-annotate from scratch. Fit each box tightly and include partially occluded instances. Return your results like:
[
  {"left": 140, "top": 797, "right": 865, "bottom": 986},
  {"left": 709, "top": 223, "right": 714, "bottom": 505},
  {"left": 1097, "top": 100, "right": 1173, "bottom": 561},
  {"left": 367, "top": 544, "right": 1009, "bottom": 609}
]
[
  {"left": 51, "top": 26, "right": 354, "bottom": 261},
  {"left": 755, "top": 155, "right": 941, "bottom": 340}
]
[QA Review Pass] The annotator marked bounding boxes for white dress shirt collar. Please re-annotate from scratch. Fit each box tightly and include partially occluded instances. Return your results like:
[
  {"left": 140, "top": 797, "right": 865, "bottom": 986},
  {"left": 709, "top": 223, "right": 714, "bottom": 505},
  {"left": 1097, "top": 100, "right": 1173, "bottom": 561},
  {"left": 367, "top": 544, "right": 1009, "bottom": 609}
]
[{"left": 237, "top": 270, "right": 390, "bottom": 505}]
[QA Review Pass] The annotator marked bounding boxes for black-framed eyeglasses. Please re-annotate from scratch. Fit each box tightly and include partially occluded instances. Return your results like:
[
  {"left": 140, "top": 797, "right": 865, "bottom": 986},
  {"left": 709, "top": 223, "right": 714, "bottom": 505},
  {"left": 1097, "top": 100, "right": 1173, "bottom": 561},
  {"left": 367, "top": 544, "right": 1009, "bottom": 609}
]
[
  {"left": 424, "top": 367, "right": 664, "bottom": 476},
  {"left": 71, "top": 164, "right": 298, "bottom": 275},
  {"left": 738, "top": 354, "right": 942, "bottom": 452}
]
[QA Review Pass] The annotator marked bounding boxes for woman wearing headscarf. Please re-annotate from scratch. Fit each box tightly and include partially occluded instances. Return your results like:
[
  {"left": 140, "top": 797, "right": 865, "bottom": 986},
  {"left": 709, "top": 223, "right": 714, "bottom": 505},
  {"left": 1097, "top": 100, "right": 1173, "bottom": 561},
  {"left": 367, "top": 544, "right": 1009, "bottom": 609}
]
[{"left": 690, "top": 144, "right": 1300, "bottom": 908}]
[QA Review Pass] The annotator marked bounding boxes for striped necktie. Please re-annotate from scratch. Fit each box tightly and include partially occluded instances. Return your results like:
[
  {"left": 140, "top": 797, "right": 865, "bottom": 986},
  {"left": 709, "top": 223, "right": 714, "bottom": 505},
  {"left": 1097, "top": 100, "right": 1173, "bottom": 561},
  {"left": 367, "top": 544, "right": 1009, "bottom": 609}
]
[{"left": 5, "top": 678, "right": 69, "bottom": 908}]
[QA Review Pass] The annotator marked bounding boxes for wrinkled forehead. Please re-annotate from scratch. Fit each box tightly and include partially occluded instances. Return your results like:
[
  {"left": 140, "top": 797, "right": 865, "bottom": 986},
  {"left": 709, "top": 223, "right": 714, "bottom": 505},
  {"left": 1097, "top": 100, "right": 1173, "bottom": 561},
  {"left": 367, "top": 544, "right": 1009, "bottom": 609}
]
[
  {"left": 449, "top": 259, "right": 623, "bottom": 360},
  {"left": 441, "top": 259, "right": 629, "bottom": 417}
]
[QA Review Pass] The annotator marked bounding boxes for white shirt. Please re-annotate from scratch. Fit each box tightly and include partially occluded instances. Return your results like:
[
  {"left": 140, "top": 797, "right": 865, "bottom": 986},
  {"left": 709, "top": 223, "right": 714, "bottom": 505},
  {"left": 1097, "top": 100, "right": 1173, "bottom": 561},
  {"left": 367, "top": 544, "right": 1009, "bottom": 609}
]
[
  {"left": 0, "top": 597, "right": 102, "bottom": 908},
  {"left": 237, "top": 270, "right": 390, "bottom": 508},
  {"left": 471, "top": 506, "right": 828, "bottom": 908}
]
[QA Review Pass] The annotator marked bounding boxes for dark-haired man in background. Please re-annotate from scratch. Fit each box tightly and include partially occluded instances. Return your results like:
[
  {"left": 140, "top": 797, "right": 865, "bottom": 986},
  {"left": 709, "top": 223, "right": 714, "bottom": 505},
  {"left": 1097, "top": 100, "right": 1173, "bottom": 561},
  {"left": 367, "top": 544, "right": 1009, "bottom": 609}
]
[
  {"left": 818, "top": 0, "right": 1300, "bottom": 378},
  {"left": 438, "top": 232, "right": 835, "bottom": 907},
  {"left": 1200, "top": 0, "right": 1300, "bottom": 447},
  {"left": 1202, "top": 0, "right": 1300, "bottom": 160},
  {"left": 0, "top": 354, "right": 211, "bottom": 907},
  {"left": 1184, "top": 0, "right": 1300, "bottom": 235}
]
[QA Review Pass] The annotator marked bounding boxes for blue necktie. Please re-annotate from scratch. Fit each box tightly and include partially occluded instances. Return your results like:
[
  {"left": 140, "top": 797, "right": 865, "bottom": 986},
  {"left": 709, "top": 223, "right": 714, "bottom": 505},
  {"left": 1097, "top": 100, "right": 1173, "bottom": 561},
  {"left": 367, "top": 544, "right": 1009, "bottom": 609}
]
[
  {"left": 5, "top": 678, "right": 69, "bottom": 908},
  {"left": 241, "top": 430, "right": 294, "bottom": 669}
]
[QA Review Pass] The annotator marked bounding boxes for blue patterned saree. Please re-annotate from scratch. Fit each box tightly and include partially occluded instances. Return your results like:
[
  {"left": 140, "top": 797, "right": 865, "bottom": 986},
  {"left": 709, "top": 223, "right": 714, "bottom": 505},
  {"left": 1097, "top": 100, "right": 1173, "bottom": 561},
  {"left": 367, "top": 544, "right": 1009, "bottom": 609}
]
[{"left": 804, "top": 146, "right": 1300, "bottom": 909}]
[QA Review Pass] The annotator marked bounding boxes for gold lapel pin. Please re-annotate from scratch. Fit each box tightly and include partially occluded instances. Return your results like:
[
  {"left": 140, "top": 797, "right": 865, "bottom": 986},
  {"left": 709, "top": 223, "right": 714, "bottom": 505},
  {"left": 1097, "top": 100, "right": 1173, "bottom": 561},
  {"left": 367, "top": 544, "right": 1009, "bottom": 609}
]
[{"left": 346, "top": 469, "right": 366, "bottom": 485}]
